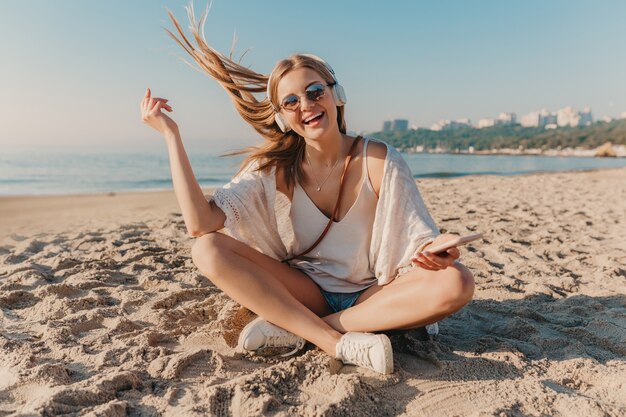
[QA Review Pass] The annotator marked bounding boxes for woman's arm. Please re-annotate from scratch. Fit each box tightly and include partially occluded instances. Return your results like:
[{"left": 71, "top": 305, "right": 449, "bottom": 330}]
[
  {"left": 165, "top": 130, "right": 226, "bottom": 236},
  {"left": 140, "top": 88, "right": 225, "bottom": 236}
]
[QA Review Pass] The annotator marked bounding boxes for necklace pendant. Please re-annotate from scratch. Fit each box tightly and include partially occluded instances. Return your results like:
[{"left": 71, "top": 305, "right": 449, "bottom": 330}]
[{"left": 316, "top": 186, "right": 321, "bottom": 192}]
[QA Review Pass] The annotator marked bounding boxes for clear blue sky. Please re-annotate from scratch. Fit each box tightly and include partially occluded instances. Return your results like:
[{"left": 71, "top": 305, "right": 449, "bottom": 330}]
[{"left": 1, "top": 0, "right": 625, "bottom": 154}]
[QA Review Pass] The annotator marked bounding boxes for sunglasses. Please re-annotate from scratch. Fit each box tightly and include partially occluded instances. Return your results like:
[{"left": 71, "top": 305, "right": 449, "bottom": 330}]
[{"left": 279, "top": 83, "right": 333, "bottom": 112}]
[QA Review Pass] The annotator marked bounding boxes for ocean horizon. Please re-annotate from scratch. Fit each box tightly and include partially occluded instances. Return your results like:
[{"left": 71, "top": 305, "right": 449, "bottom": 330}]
[{"left": 2, "top": 147, "right": 626, "bottom": 196}]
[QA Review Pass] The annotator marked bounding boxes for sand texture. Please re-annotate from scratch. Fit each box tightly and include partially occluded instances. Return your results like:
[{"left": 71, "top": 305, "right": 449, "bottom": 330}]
[{"left": 1, "top": 167, "right": 625, "bottom": 416}]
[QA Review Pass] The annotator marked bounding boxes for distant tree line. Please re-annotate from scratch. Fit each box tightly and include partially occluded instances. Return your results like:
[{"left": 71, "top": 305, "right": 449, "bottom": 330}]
[{"left": 371, "top": 120, "right": 626, "bottom": 152}]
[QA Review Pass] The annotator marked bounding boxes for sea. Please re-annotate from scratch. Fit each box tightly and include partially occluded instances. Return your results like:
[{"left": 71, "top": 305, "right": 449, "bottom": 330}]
[{"left": 1, "top": 148, "right": 625, "bottom": 196}]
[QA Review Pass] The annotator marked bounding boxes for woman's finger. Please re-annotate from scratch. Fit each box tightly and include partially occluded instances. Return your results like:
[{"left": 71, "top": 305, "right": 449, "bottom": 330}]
[
  {"left": 437, "top": 255, "right": 456, "bottom": 268},
  {"left": 425, "top": 251, "right": 455, "bottom": 270},
  {"left": 150, "top": 101, "right": 164, "bottom": 114},
  {"left": 417, "top": 252, "right": 441, "bottom": 270},
  {"left": 422, "top": 251, "right": 442, "bottom": 267},
  {"left": 143, "top": 88, "right": 151, "bottom": 107},
  {"left": 446, "top": 247, "right": 461, "bottom": 260},
  {"left": 150, "top": 98, "right": 169, "bottom": 110},
  {"left": 412, "top": 258, "right": 436, "bottom": 271}
]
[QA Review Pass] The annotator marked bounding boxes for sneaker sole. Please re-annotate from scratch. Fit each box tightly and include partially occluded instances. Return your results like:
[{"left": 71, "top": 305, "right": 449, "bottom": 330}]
[{"left": 378, "top": 334, "right": 394, "bottom": 374}]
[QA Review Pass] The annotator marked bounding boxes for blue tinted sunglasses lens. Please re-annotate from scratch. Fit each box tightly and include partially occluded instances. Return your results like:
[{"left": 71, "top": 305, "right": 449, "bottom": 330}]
[
  {"left": 281, "top": 95, "right": 299, "bottom": 110},
  {"left": 305, "top": 84, "right": 326, "bottom": 101}
]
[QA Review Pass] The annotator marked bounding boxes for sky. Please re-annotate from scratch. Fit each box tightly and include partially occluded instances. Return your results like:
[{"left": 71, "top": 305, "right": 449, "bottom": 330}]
[{"left": 1, "top": 0, "right": 626, "bottom": 154}]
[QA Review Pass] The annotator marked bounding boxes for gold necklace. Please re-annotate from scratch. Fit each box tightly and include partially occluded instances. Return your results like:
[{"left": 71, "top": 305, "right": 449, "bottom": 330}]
[{"left": 305, "top": 148, "right": 342, "bottom": 192}]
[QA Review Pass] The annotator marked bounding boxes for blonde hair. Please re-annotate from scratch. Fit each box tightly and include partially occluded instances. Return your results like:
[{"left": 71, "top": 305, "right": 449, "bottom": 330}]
[{"left": 164, "top": 4, "right": 347, "bottom": 187}]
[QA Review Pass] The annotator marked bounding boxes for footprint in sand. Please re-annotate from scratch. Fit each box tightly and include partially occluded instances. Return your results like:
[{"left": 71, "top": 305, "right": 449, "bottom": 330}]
[{"left": 148, "top": 348, "right": 224, "bottom": 380}]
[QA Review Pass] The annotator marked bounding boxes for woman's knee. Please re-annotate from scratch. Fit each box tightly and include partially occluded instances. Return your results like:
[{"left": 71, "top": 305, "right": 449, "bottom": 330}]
[
  {"left": 191, "top": 232, "right": 231, "bottom": 275},
  {"left": 435, "top": 263, "right": 475, "bottom": 313}
]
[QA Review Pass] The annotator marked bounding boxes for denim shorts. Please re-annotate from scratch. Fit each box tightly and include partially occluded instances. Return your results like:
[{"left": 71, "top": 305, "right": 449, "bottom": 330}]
[{"left": 320, "top": 287, "right": 369, "bottom": 313}]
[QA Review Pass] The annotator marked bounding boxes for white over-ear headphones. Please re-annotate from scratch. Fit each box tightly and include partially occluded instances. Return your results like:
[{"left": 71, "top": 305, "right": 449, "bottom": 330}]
[{"left": 267, "top": 54, "right": 347, "bottom": 133}]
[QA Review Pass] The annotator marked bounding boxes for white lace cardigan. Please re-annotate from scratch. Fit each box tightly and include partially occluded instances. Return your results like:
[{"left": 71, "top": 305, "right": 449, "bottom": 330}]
[{"left": 208, "top": 139, "right": 440, "bottom": 286}]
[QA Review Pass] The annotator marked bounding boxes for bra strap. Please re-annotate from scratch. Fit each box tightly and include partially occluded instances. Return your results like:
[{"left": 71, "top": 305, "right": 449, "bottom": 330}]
[{"left": 283, "top": 136, "right": 362, "bottom": 263}]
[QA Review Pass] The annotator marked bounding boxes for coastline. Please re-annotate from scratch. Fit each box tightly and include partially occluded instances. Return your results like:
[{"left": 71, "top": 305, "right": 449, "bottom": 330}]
[
  {"left": 404, "top": 148, "right": 626, "bottom": 157},
  {"left": 1, "top": 167, "right": 625, "bottom": 415},
  {"left": 1, "top": 163, "right": 624, "bottom": 199}
]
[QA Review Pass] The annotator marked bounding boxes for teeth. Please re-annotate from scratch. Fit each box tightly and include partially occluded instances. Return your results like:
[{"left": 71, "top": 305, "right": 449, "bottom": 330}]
[{"left": 304, "top": 113, "right": 323, "bottom": 123}]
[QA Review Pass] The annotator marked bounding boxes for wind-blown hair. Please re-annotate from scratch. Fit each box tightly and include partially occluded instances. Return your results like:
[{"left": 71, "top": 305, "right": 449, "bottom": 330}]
[{"left": 165, "top": 4, "right": 347, "bottom": 187}]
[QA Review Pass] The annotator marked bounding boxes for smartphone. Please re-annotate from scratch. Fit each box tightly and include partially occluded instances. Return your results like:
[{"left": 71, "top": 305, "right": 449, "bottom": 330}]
[{"left": 426, "top": 233, "right": 483, "bottom": 256}]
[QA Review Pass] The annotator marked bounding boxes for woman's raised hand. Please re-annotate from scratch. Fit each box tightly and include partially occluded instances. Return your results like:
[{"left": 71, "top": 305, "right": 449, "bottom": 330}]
[{"left": 140, "top": 88, "right": 178, "bottom": 137}]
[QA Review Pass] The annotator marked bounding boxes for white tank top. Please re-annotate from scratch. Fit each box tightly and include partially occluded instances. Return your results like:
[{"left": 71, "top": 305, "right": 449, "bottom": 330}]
[{"left": 288, "top": 138, "right": 378, "bottom": 292}]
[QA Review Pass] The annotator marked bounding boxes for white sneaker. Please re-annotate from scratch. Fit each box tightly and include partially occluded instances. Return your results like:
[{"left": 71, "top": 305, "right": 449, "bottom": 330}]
[
  {"left": 335, "top": 332, "right": 393, "bottom": 374},
  {"left": 238, "top": 317, "right": 306, "bottom": 357}
]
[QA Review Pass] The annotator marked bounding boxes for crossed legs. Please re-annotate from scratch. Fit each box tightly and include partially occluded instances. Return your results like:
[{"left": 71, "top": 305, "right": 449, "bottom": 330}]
[{"left": 191, "top": 232, "right": 475, "bottom": 356}]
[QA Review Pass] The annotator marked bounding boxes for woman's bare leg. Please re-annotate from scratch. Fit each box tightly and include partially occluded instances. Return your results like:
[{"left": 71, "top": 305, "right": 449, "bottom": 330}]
[
  {"left": 321, "top": 262, "right": 475, "bottom": 333},
  {"left": 191, "top": 232, "right": 340, "bottom": 355}
]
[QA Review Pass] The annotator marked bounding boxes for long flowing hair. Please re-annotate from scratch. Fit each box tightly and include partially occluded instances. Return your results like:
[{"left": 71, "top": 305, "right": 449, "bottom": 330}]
[{"left": 164, "top": 4, "right": 347, "bottom": 187}]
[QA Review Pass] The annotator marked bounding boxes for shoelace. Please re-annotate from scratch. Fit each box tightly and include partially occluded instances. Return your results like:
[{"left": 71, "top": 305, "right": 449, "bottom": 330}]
[
  {"left": 340, "top": 339, "right": 373, "bottom": 367},
  {"left": 263, "top": 330, "right": 306, "bottom": 357}
]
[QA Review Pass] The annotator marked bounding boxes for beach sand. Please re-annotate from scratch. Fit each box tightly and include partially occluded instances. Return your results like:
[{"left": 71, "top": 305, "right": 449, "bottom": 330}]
[{"left": 1, "top": 167, "right": 625, "bottom": 416}]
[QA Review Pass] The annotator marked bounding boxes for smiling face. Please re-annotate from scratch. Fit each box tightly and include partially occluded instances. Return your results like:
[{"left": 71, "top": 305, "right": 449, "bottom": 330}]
[{"left": 275, "top": 67, "right": 340, "bottom": 140}]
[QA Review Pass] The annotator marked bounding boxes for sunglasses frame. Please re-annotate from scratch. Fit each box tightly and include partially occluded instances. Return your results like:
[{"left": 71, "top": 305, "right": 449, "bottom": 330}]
[{"left": 278, "top": 82, "right": 335, "bottom": 112}]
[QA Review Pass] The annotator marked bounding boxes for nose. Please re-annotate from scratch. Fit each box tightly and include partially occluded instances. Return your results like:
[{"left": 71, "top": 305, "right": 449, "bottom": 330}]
[{"left": 299, "top": 95, "right": 316, "bottom": 111}]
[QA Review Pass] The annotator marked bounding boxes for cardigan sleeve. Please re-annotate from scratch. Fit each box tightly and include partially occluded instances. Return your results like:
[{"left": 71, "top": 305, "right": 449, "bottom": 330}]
[
  {"left": 370, "top": 143, "right": 440, "bottom": 285},
  {"left": 205, "top": 162, "right": 287, "bottom": 260}
]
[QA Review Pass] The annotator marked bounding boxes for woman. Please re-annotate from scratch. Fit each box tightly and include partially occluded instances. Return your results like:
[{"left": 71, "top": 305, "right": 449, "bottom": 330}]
[{"left": 139, "top": 6, "right": 475, "bottom": 375}]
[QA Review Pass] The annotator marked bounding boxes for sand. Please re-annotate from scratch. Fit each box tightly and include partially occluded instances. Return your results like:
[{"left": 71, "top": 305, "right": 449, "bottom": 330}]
[{"left": 1, "top": 167, "right": 625, "bottom": 416}]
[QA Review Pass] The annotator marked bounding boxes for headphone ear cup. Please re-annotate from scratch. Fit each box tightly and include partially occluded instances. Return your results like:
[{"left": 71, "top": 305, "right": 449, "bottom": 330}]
[
  {"left": 332, "top": 84, "right": 347, "bottom": 106},
  {"left": 275, "top": 113, "right": 291, "bottom": 132}
]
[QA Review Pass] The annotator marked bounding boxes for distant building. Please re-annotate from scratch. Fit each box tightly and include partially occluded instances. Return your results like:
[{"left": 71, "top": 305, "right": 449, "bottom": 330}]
[
  {"left": 382, "top": 119, "right": 408, "bottom": 132},
  {"left": 601, "top": 116, "right": 614, "bottom": 123},
  {"left": 391, "top": 119, "right": 409, "bottom": 131},
  {"left": 620, "top": 111, "right": 626, "bottom": 120},
  {"left": 497, "top": 112, "right": 517, "bottom": 125},
  {"left": 477, "top": 118, "right": 496, "bottom": 128},
  {"left": 476, "top": 112, "right": 516, "bottom": 129},
  {"left": 580, "top": 107, "right": 593, "bottom": 126},
  {"left": 430, "top": 120, "right": 447, "bottom": 131},
  {"left": 431, "top": 119, "right": 471, "bottom": 131},
  {"left": 556, "top": 106, "right": 593, "bottom": 127},
  {"left": 521, "top": 108, "right": 556, "bottom": 128},
  {"left": 475, "top": 112, "right": 517, "bottom": 129},
  {"left": 520, "top": 112, "right": 540, "bottom": 127},
  {"left": 543, "top": 110, "right": 557, "bottom": 126},
  {"left": 557, "top": 107, "right": 580, "bottom": 127}
]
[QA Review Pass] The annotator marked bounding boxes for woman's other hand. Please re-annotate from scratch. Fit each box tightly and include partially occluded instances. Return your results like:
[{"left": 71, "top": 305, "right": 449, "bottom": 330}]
[
  {"left": 140, "top": 88, "right": 178, "bottom": 137},
  {"left": 411, "top": 233, "right": 461, "bottom": 271}
]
